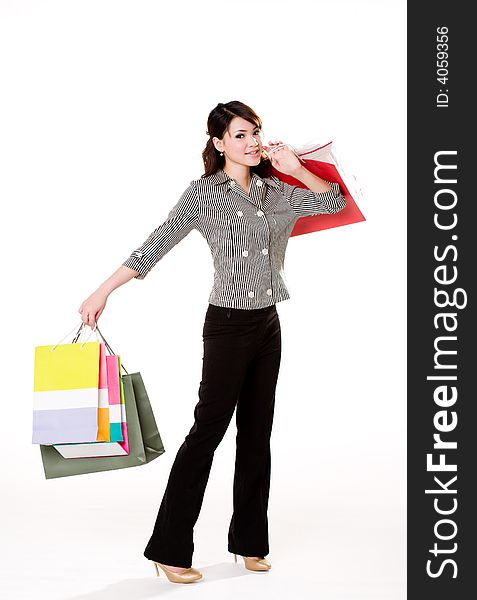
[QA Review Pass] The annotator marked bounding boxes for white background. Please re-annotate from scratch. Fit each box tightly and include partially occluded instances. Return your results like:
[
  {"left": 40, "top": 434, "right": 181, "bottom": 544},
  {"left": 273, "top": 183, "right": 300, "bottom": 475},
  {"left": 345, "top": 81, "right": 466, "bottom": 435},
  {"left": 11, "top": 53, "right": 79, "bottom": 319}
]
[{"left": 0, "top": 1, "right": 406, "bottom": 598}]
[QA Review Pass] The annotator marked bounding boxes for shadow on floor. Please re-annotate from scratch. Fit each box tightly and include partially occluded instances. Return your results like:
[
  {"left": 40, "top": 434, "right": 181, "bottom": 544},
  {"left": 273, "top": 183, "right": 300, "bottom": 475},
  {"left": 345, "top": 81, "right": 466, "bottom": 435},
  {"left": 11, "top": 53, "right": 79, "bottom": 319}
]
[{"left": 63, "top": 562, "right": 264, "bottom": 599}]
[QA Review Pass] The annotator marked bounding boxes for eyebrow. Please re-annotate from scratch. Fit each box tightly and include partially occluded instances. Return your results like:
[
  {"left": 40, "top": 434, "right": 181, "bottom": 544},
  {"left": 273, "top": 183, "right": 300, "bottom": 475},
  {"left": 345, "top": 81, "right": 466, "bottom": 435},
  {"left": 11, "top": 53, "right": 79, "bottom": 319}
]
[{"left": 233, "top": 127, "right": 261, "bottom": 133}]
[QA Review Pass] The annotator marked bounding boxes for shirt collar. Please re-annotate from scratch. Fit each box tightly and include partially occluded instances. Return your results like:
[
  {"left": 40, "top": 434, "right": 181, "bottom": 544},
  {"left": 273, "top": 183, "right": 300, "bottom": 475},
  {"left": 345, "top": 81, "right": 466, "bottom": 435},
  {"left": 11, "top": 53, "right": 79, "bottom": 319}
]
[{"left": 209, "top": 168, "right": 280, "bottom": 190}]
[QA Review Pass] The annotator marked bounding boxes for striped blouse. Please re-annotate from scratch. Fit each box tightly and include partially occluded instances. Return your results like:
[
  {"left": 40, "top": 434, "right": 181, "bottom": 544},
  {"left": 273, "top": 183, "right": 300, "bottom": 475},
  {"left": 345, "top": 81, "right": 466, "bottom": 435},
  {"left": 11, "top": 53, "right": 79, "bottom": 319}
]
[{"left": 122, "top": 168, "right": 346, "bottom": 309}]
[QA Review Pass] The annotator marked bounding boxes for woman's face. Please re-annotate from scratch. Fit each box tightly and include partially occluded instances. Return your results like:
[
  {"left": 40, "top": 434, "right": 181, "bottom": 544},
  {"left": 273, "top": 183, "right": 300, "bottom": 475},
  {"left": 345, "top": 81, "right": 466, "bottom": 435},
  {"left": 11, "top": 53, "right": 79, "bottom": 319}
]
[{"left": 213, "top": 116, "right": 263, "bottom": 168}]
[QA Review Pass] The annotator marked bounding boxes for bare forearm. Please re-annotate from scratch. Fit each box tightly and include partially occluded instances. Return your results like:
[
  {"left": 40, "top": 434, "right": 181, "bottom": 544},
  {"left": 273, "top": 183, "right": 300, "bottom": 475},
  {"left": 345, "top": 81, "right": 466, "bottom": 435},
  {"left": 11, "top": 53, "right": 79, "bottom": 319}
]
[
  {"left": 97, "top": 265, "right": 139, "bottom": 296},
  {"left": 291, "top": 165, "right": 332, "bottom": 193}
]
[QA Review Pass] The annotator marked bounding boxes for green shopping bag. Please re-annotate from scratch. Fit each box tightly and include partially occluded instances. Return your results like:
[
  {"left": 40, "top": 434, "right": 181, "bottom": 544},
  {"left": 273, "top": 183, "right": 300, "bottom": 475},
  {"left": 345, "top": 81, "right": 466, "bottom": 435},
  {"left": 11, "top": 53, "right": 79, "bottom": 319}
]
[{"left": 39, "top": 370, "right": 165, "bottom": 479}]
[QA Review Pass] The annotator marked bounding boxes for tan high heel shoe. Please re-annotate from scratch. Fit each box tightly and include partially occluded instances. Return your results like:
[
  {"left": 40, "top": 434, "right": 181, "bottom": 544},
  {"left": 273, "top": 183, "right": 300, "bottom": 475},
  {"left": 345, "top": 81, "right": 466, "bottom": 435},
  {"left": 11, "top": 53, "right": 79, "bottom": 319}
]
[
  {"left": 152, "top": 561, "right": 203, "bottom": 583},
  {"left": 234, "top": 553, "right": 272, "bottom": 571}
]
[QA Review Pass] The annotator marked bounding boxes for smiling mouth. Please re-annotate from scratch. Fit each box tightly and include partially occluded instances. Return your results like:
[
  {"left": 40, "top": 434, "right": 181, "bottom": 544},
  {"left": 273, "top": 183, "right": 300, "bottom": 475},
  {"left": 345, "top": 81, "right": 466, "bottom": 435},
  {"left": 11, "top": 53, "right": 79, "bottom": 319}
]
[{"left": 245, "top": 149, "right": 260, "bottom": 155}]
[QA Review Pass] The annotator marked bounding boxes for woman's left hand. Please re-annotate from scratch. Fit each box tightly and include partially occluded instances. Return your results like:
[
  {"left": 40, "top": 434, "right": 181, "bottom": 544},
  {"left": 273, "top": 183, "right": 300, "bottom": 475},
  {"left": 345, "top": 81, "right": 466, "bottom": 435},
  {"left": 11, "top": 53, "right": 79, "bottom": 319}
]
[{"left": 266, "top": 140, "right": 303, "bottom": 177}]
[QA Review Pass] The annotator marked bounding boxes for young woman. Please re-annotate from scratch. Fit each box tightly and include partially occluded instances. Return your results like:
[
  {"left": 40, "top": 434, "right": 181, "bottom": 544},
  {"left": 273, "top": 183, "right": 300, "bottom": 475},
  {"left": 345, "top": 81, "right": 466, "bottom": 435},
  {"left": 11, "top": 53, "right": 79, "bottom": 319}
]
[{"left": 78, "top": 100, "right": 346, "bottom": 584}]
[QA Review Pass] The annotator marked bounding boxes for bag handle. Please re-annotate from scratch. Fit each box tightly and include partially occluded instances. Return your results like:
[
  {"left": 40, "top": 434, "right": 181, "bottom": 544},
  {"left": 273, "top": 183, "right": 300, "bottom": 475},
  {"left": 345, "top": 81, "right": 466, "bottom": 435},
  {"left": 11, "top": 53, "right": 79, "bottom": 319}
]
[
  {"left": 263, "top": 143, "right": 306, "bottom": 164},
  {"left": 51, "top": 321, "right": 97, "bottom": 351},
  {"left": 51, "top": 321, "right": 129, "bottom": 375},
  {"left": 93, "top": 325, "right": 129, "bottom": 375}
]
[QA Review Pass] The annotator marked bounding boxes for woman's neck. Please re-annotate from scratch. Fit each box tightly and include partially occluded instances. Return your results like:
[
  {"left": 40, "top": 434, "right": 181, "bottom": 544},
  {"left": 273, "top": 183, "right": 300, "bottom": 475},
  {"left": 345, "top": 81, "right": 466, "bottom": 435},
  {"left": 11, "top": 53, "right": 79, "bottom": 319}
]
[{"left": 222, "top": 164, "right": 252, "bottom": 194}]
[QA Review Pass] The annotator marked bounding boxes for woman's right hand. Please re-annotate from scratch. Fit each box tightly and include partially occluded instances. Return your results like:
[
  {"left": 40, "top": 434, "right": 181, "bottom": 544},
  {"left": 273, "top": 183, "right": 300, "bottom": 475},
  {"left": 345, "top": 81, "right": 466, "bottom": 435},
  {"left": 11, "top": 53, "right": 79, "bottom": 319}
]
[{"left": 78, "top": 289, "right": 108, "bottom": 328}]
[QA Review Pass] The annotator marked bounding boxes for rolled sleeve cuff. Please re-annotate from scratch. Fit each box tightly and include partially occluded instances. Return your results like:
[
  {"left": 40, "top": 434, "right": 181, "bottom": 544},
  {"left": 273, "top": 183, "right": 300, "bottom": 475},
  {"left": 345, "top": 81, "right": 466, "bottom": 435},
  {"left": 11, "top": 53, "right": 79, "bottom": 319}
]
[
  {"left": 326, "top": 181, "right": 347, "bottom": 213},
  {"left": 122, "top": 252, "right": 149, "bottom": 280}
]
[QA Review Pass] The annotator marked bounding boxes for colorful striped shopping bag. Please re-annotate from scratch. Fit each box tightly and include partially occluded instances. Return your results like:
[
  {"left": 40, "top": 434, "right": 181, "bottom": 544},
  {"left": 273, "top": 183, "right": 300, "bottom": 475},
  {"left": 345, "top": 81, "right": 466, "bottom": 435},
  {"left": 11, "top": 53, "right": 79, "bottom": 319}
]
[{"left": 33, "top": 323, "right": 101, "bottom": 444}]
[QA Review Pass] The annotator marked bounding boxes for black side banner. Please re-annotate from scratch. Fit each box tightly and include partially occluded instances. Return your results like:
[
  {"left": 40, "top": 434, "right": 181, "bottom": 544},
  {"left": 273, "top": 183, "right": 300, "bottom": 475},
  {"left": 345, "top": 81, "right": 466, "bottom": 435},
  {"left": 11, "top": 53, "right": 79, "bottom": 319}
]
[{"left": 408, "top": 3, "right": 474, "bottom": 598}]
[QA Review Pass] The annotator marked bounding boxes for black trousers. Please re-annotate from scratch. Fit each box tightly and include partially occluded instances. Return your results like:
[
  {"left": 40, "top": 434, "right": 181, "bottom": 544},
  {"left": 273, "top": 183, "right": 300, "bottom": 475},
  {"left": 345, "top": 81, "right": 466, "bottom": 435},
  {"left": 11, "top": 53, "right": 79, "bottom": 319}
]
[{"left": 144, "top": 302, "right": 282, "bottom": 568}]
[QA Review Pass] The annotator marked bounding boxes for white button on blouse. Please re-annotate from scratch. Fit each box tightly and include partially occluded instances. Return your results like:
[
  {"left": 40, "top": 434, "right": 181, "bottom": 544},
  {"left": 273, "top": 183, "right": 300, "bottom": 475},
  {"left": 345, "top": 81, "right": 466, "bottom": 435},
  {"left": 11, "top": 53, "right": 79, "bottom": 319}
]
[
  {"left": 237, "top": 210, "right": 243, "bottom": 217},
  {"left": 256, "top": 210, "right": 264, "bottom": 217},
  {"left": 242, "top": 250, "right": 249, "bottom": 257},
  {"left": 266, "top": 289, "right": 272, "bottom": 295},
  {"left": 261, "top": 248, "right": 268, "bottom": 255},
  {"left": 248, "top": 291, "right": 255, "bottom": 298}
]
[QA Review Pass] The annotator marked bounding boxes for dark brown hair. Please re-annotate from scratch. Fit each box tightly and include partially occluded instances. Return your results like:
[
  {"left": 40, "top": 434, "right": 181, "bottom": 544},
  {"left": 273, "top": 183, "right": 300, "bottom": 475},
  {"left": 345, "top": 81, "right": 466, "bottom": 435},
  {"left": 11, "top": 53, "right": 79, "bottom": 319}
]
[{"left": 201, "top": 101, "right": 272, "bottom": 178}]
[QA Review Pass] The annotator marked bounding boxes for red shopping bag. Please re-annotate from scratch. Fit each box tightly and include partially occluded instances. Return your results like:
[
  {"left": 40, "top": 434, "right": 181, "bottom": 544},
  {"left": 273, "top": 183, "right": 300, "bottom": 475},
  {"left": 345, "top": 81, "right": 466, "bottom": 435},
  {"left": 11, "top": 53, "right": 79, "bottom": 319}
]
[{"left": 266, "top": 140, "right": 366, "bottom": 237}]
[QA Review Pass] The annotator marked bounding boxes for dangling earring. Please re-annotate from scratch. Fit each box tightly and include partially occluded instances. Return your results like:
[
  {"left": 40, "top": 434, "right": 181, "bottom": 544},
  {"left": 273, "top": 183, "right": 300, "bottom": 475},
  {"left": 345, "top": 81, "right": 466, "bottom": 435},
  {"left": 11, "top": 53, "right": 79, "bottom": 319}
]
[{"left": 220, "top": 152, "right": 223, "bottom": 156}]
